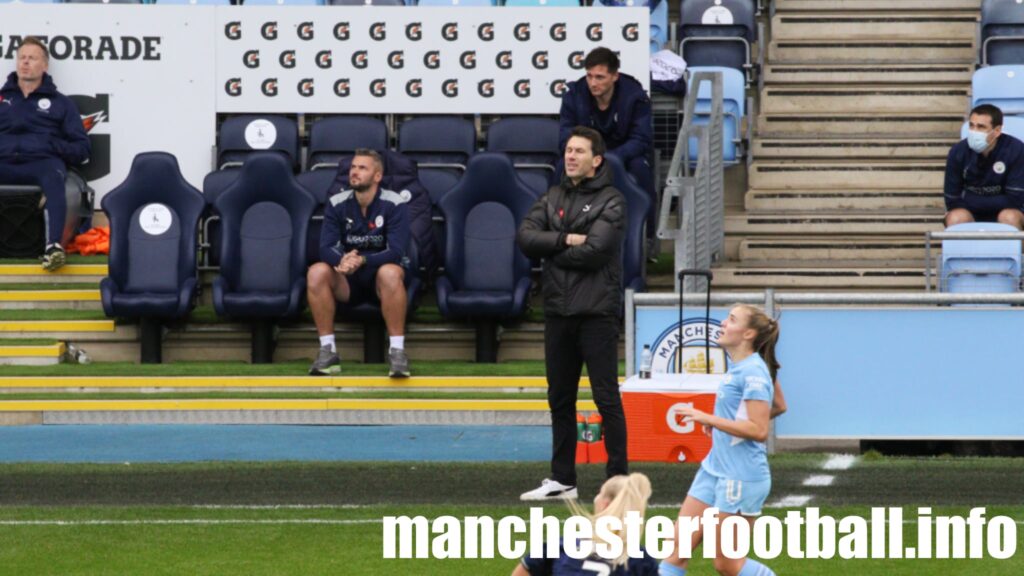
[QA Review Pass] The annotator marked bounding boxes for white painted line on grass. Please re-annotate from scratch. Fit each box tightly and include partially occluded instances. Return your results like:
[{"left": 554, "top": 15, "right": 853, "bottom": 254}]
[
  {"left": 822, "top": 454, "right": 858, "bottom": 471},
  {"left": 766, "top": 495, "right": 814, "bottom": 508},
  {"left": 190, "top": 504, "right": 368, "bottom": 510},
  {"left": 802, "top": 475, "right": 835, "bottom": 487}
]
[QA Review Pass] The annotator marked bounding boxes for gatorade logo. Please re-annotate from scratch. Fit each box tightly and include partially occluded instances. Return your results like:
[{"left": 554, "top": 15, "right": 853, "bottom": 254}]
[
  {"left": 460, "top": 51, "right": 476, "bottom": 70},
  {"left": 514, "top": 23, "right": 531, "bottom": 41},
  {"left": 298, "top": 21, "right": 314, "bottom": 41},
  {"left": 477, "top": 79, "right": 494, "bottom": 98},
  {"left": 334, "top": 79, "right": 351, "bottom": 97},
  {"left": 261, "top": 78, "right": 278, "bottom": 97},
  {"left": 442, "top": 79, "right": 458, "bottom": 98},
  {"left": 225, "top": 78, "right": 242, "bottom": 97},
  {"left": 666, "top": 402, "right": 696, "bottom": 434},
  {"left": 586, "top": 23, "right": 603, "bottom": 41},
  {"left": 568, "top": 50, "right": 585, "bottom": 69},
  {"left": 478, "top": 22, "right": 494, "bottom": 41},
  {"left": 334, "top": 22, "right": 350, "bottom": 41},
  {"left": 352, "top": 50, "right": 369, "bottom": 69},
  {"left": 405, "top": 22, "right": 422, "bottom": 41},
  {"left": 550, "top": 79, "right": 568, "bottom": 98},
  {"left": 532, "top": 51, "right": 549, "bottom": 70},
  {"left": 370, "top": 22, "right": 386, "bottom": 41},
  {"left": 370, "top": 79, "right": 386, "bottom": 98},
  {"left": 424, "top": 51, "right": 441, "bottom": 69},
  {"left": 297, "top": 78, "right": 314, "bottom": 98},
  {"left": 315, "top": 50, "right": 332, "bottom": 69},
  {"left": 261, "top": 22, "right": 278, "bottom": 41},
  {"left": 279, "top": 50, "right": 296, "bottom": 69},
  {"left": 623, "top": 23, "right": 640, "bottom": 42},
  {"left": 243, "top": 49, "right": 260, "bottom": 69},
  {"left": 496, "top": 51, "right": 513, "bottom": 70},
  {"left": 514, "top": 79, "right": 530, "bottom": 98},
  {"left": 442, "top": 22, "right": 458, "bottom": 41},
  {"left": 224, "top": 21, "right": 241, "bottom": 40},
  {"left": 405, "top": 79, "right": 422, "bottom": 98},
  {"left": 550, "top": 23, "right": 567, "bottom": 42},
  {"left": 387, "top": 50, "right": 404, "bottom": 69}
]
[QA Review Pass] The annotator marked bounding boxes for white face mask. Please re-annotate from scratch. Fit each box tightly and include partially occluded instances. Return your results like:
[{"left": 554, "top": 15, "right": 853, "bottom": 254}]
[{"left": 967, "top": 129, "right": 991, "bottom": 153}]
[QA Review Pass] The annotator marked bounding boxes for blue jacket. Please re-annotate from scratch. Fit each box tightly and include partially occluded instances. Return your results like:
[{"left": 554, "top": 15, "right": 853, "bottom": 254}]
[
  {"left": 0, "top": 72, "right": 90, "bottom": 165},
  {"left": 944, "top": 133, "right": 1024, "bottom": 213},
  {"left": 558, "top": 72, "right": 653, "bottom": 163},
  {"left": 319, "top": 187, "right": 410, "bottom": 270}
]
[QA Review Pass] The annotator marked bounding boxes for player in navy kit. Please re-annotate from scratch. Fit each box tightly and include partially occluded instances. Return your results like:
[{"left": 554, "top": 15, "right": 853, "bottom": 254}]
[
  {"left": 659, "top": 304, "right": 785, "bottom": 576},
  {"left": 514, "top": 473, "right": 660, "bottom": 576}
]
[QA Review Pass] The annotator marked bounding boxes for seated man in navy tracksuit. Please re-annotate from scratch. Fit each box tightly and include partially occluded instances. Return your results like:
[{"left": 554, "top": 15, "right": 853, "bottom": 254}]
[
  {"left": 0, "top": 37, "right": 90, "bottom": 270},
  {"left": 306, "top": 149, "right": 411, "bottom": 378},
  {"left": 559, "top": 47, "right": 655, "bottom": 242},
  {"left": 945, "top": 103, "right": 1024, "bottom": 230}
]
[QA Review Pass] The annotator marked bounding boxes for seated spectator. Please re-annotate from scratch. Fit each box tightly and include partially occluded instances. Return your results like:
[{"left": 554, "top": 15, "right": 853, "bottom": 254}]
[
  {"left": 0, "top": 37, "right": 91, "bottom": 271},
  {"left": 306, "top": 149, "right": 411, "bottom": 378},
  {"left": 945, "top": 104, "right": 1024, "bottom": 230},
  {"left": 559, "top": 47, "right": 655, "bottom": 243}
]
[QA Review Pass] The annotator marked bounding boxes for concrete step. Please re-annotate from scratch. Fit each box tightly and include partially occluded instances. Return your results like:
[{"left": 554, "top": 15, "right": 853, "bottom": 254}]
[
  {"left": 739, "top": 237, "right": 930, "bottom": 261},
  {"left": 763, "top": 63, "right": 974, "bottom": 85},
  {"left": 0, "top": 319, "right": 116, "bottom": 337},
  {"left": 774, "top": 0, "right": 981, "bottom": 10},
  {"left": 769, "top": 39, "right": 975, "bottom": 63},
  {"left": 753, "top": 137, "right": 957, "bottom": 159},
  {"left": 0, "top": 290, "right": 102, "bottom": 311},
  {"left": 756, "top": 113, "right": 964, "bottom": 137},
  {"left": 0, "top": 264, "right": 107, "bottom": 285},
  {"left": 711, "top": 262, "right": 926, "bottom": 289},
  {"left": 748, "top": 160, "right": 945, "bottom": 190},
  {"left": 745, "top": 189, "right": 945, "bottom": 211},
  {"left": 725, "top": 210, "right": 943, "bottom": 235},
  {"left": 760, "top": 85, "right": 969, "bottom": 115},
  {"left": 0, "top": 342, "right": 64, "bottom": 367},
  {"left": 771, "top": 12, "right": 977, "bottom": 42}
]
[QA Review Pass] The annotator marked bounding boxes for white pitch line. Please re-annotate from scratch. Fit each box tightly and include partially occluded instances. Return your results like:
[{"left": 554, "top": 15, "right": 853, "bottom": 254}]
[
  {"left": 802, "top": 475, "right": 835, "bottom": 487},
  {"left": 0, "top": 519, "right": 384, "bottom": 526},
  {"left": 766, "top": 495, "right": 814, "bottom": 508},
  {"left": 822, "top": 454, "right": 858, "bottom": 471},
  {"left": 190, "top": 504, "right": 369, "bottom": 510}
]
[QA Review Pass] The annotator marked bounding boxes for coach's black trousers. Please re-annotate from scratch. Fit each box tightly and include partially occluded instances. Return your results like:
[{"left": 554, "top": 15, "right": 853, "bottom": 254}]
[{"left": 545, "top": 314, "right": 628, "bottom": 486}]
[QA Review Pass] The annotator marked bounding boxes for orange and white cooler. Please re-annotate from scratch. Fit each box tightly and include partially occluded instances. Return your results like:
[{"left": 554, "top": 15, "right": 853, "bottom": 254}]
[{"left": 621, "top": 373, "right": 724, "bottom": 463}]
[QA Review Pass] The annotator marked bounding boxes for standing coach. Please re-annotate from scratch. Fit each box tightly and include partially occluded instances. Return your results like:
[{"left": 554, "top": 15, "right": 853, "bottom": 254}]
[{"left": 517, "top": 126, "right": 628, "bottom": 501}]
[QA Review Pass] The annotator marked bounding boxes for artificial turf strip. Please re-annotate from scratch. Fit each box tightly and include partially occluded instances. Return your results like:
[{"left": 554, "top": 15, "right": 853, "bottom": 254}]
[
  {"left": 0, "top": 283, "right": 99, "bottom": 291},
  {"left": 0, "top": 338, "right": 59, "bottom": 346},
  {"left": 0, "top": 360, "right": 626, "bottom": 377},
  {"left": 0, "top": 255, "right": 108, "bottom": 265},
  {"left": 0, "top": 309, "right": 109, "bottom": 321},
  {"left": 0, "top": 391, "right": 571, "bottom": 401}
]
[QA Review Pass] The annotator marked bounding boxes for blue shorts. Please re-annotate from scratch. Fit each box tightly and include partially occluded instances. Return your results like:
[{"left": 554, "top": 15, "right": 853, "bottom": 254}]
[{"left": 687, "top": 467, "right": 771, "bottom": 516}]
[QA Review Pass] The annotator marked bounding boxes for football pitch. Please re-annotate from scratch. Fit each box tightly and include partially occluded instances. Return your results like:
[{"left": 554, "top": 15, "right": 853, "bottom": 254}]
[{"left": 0, "top": 454, "right": 1021, "bottom": 575}]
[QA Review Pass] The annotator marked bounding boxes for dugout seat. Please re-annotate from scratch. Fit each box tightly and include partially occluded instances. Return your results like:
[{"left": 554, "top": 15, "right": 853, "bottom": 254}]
[
  {"left": 307, "top": 116, "right": 389, "bottom": 170},
  {"left": 504, "top": 0, "right": 580, "bottom": 5},
  {"left": 154, "top": 0, "right": 230, "bottom": 4},
  {"left": 100, "top": 153, "right": 205, "bottom": 364},
  {"left": 602, "top": 154, "right": 650, "bottom": 294},
  {"left": 982, "top": 0, "right": 1024, "bottom": 65},
  {"left": 437, "top": 153, "right": 534, "bottom": 362},
  {"left": 679, "top": 0, "right": 756, "bottom": 77},
  {"left": 242, "top": 0, "right": 322, "bottom": 4},
  {"left": 416, "top": 0, "right": 496, "bottom": 5},
  {"left": 686, "top": 66, "right": 746, "bottom": 164},
  {"left": 486, "top": 117, "right": 560, "bottom": 198},
  {"left": 212, "top": 153, "right": 316, "bottom": 363},
  {"left": 594, "top": 0, "right": 670, "bottom": 53},
  {"left": 328, "top": 0, "right": 406, "bottom": 4},
  {"left": 972, "top": 66, "right": 1024, "bottom": 116},
  {"left": 959, "top": 116, "right": 1024, "bottom": 141},
  {"left": 941, "top": 222, "right": 1022, "bottom": 294},
  {"left": 216, "top": 115, "right": 300, "bottom": 173}
]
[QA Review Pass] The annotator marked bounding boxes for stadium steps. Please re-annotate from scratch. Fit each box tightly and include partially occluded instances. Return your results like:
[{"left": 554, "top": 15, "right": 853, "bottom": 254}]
[
  {"left": 760, "top": 84, "right": 969, "bottom": 115},
  {"left": 0, "top": 286, "right": 102, "bottom": 311},
  {"left": 770, "top": 11, "right": 978, "bottom": 42},
  {"left": 0, "top": 264, "right": 107, "bottom": 285},
  {"left": 744, "top": 189, "right": 945, "bottom": 211},
  {"left": 0, "top": 342, "right": 64, "bottom": 367},
  {"left": 724, "top": 209, "right": 942, "bottom": 235},
  {"left": 753, "top": 137, "right": 957, "bottom": 159},
  {"left": 755, "top": 113, "right": 964, "bottom": 137},
  {"left": 762, "top": 63, "right": 974, "bottom": 86},
  {"left": 768, "top": 39, "right": 976, "bottom": 63},
  {"left": 739, "top": 237, "right": 932, "bottom": 262},
  {"left": 748, "top": 160, "right": 945, "bottom": 190},
  {"left": 773, "top": 0, "right": 980, "bottom": 11},
  {"left": 705, "top": 262, "right": 926, "bottom": 289}
]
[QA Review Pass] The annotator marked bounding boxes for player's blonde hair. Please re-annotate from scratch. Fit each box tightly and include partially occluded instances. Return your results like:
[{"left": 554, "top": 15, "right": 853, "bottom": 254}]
[
  {"left": 567, "top": 473, "right": 652, "bottom": 567},
  {"left": 732, "top": 304, "right": 781, "bottom": 381}
]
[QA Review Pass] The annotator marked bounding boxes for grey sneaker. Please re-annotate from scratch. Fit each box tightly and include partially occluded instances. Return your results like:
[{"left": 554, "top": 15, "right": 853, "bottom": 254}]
[
  {"left": 308, "top": 345, "right": 340, "bottom": 376},
  {"left": 41, "top": 244, "right": 66, "bottom": 272},
  {"left": 388, "top": 347, "right": 410, "bottom": 378}
]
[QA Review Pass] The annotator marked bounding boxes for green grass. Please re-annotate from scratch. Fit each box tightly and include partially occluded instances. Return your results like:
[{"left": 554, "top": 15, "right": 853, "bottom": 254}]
[
  {"left": 0, "top": 283, "right": 99, "bottom": 291},
  {"left": 0, "top": 391, "right": 569, "bottom": 401},
  {"left": 0, "top": 360, "right": 625, "bottom": 377},
  {"left": 648, "top": 252, "right": 675, "bottom": 276},
  {"left": 0, "top": 309, "right": 109, "bottom": 321},
  {"left": 0, "top": 255, "right": 107, "bottom": 265},
  {"left": 0, "top": 338, "right": 59, "bottom": 346}
]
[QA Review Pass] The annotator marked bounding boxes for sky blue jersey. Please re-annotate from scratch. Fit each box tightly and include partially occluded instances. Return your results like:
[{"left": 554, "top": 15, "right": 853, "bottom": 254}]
[{"left": 701, "top": 353, "right": 773, "bottom": 482}]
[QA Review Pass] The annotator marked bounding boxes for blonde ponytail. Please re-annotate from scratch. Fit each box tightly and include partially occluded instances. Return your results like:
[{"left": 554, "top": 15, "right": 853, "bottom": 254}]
[{"left": 567, "top": 473, "right": 652, "bottom": 567}]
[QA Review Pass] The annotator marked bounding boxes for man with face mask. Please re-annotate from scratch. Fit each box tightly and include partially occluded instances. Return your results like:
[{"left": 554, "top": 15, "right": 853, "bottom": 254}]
[{"left": 944, "top": 104, "right": 1024, "bottom": 229}]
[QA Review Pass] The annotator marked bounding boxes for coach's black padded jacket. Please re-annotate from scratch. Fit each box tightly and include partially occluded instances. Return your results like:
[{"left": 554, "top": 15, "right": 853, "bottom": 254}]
[{"left": 517, "top": 163, "right": 625, "bottom": 318}]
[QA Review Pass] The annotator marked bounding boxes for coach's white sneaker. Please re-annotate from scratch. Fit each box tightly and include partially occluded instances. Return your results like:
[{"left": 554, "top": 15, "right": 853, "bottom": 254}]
[{"left": 519, "top": 479, "right": 577, "bottom": 501}]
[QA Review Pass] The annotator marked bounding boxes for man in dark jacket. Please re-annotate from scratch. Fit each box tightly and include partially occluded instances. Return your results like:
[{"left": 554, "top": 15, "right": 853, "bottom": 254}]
[
  {"left": 518, "top": 126, "right": 628, "bottom": 501},
  {"left": 0, "top": 37, "right": 90, "bottom": 271},
  {"left": 559, "top": 47, "right": 654, "bottom": 241}
]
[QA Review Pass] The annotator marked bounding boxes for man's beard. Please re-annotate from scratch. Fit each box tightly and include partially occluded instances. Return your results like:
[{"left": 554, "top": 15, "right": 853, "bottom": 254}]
[{"left": 351, "top": 180, "right": 372, "bottom": 193}]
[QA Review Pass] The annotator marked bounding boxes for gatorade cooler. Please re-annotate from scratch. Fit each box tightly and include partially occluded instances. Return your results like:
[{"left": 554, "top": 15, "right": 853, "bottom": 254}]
[{"left": 621, "top": 373, "right": 724, "bottom": 463}]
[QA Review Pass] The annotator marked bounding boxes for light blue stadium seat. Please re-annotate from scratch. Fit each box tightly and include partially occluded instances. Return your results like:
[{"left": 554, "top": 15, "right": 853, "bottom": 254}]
[
  {"left": 981, "top": 0, "right": 1024, "bottom": 65},
  {"left": 959, "top": 116, "right": 1024, "bottom": 141},
  {"left": 972, "top": 65, "right": 1024, "bottom": 116},
  {"left": 685, "top": 66, "right": 745, "bottom": 163},
  {"left": 416, "top": 0, "right": 495, "bottom": 5},
  {"left": 941, "top": 222, "right": 1022, "bottom": 294},
  {"left": 0, "top": 0, "right": 60, "bottom": 3},
  {"left": 504, "top": 0, "right": 579, "bottom": 5},
  {"left": 329, "top": 0, "right": 406, "bottom": 4},
  {"left": 243, "top": 0, "right": 322, "bottom": 5},
  {"left": 594, "top": 0, "right": 669, "bottom": 53},
  {"left": 154, "top": 0, "right": 230, "bottom": 4}
]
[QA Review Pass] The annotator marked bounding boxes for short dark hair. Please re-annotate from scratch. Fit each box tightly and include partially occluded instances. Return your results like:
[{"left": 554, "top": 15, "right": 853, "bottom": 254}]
[
  {"left": 353, "top": 148, "right": 383, "bottom": 171},
  {"left": 18, "top": 37, "right": 49, "bottom": 62},
  {"left": 971, "top": 104, "right": 1003, "bottom": 128},
  {"left": 583, "top": 47, "right": 619, "bottom": 74},
  {"left": 568, "top": 126, "right": 606, "bottom": 158}
]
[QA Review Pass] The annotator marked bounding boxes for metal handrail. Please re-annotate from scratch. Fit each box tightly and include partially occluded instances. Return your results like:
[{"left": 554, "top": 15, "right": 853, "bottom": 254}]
[{"left": 924, "top": 230, "right": 1024, "bottom": 291}]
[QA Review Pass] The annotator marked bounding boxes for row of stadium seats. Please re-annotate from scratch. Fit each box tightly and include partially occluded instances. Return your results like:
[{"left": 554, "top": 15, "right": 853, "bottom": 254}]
[
  {"left": 982, "top": 0, "right": 1024, "bottom": 65},
  {"left": 963, "top": 65, "right": 1024, "bottom": 140}
]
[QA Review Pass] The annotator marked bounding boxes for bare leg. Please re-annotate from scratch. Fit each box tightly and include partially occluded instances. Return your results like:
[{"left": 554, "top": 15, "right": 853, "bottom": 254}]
[
  {"left": 663, "top": 495, "right": 712, "bottom": 570},
  {"left": 997, "top": 208, "right": 1024, "bottom": 230},
  {"left": 712, "top": 512, "right": 756, "bottom": 576},
  {"left": 307, "top": 263, "right": 350, "bottom": 337},
  {"left": 944, "top": 208, "right": 975, "bottom": 227},
  {"left": 375, "top": 264, "right": 406, "bottom": 337}
]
